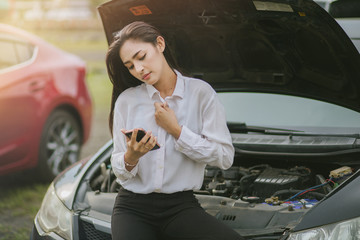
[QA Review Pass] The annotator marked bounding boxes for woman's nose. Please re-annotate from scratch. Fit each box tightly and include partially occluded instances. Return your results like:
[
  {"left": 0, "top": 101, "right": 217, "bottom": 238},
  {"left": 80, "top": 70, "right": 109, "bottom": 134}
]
[{"left": 134, "top": 62, "right": 144, "bottom": 73}]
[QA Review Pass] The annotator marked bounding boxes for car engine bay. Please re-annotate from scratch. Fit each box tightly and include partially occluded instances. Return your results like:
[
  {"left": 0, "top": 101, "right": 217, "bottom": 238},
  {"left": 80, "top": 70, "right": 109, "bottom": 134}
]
[
  {"left": 82, "top": 150, "right": 358, "bottom": 238},
  {"left": 89, "top": 156, "right": 354, "bottom": 207}
]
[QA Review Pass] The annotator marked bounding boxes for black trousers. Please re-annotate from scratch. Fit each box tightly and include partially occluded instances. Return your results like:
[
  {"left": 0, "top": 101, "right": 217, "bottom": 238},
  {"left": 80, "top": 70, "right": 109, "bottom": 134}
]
[{"left": 111, "top": 188, "right": 245, "bottom": 240}]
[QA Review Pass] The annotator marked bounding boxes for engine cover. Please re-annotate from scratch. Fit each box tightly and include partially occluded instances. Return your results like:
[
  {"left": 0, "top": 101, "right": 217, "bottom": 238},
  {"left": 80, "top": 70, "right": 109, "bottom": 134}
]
[{"left": 253, "top": 167, "right": 304, "bottom": 198}]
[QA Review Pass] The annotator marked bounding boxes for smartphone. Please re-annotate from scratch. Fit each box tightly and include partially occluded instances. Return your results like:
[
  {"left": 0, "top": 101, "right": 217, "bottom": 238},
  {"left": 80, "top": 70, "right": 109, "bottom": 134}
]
[{"left": 124, "top": 129, "right": 160, "bottom": 151}]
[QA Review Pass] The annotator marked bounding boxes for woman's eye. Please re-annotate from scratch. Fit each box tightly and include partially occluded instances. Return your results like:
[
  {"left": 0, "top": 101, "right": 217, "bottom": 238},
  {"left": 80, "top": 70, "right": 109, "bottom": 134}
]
[
  {"left": 139, "top": 54, "right": 146, "bottom": 60},
  {"left": 128, "top": 65, "right": 134, "bottom": 70}
]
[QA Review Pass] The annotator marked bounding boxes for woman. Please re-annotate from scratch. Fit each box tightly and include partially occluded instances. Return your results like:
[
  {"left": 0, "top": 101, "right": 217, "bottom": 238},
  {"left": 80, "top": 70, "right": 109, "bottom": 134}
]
[{"left": 106, "top": 21, "right": 244, "bottom": 240}]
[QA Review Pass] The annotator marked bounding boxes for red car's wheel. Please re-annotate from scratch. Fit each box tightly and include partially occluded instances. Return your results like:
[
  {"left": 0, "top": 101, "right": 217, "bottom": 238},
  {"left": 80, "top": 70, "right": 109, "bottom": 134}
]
[{"left": 37, "top": 109, "right": 82, "bottom": 181}]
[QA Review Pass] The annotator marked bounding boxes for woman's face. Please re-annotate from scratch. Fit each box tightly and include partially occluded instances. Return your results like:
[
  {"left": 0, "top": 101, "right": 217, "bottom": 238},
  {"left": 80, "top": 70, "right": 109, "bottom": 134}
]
[{"left": 119, "top": 37, "right": 166, "bottom": 85}]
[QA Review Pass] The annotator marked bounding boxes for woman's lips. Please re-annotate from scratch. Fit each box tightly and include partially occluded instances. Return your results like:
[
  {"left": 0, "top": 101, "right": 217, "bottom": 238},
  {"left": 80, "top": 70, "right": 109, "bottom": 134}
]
[{"left": 142, "top": 73, "right": 151, "bottom": 80}]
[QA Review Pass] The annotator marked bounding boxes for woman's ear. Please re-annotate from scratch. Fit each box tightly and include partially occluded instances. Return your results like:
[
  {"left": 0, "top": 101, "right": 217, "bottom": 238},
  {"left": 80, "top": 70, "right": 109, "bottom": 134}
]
[{"left": 156, "top": 36, "right": 165, "bottom": 53}]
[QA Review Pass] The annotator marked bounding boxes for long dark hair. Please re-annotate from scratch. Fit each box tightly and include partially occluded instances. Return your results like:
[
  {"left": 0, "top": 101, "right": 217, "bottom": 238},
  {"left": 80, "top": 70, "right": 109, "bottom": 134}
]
[{"left": 106, "top": 21, "right": 178, "bottom": 136}]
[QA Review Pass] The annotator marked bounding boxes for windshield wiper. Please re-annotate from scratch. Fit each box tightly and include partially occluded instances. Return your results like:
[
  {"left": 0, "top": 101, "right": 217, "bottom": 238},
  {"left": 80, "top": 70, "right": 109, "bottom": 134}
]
[
  {"left": 228, "top": 122, "right": 360, "bottom": 138},
  {"left": 227, "top": 122, "right": 304, "bottom": 133}
]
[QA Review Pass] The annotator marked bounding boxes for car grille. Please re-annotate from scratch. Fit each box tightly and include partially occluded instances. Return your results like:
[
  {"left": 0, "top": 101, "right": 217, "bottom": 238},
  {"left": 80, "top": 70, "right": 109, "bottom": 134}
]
[{"left": 79, "top": 220, "right": 112, "bottom": 240}]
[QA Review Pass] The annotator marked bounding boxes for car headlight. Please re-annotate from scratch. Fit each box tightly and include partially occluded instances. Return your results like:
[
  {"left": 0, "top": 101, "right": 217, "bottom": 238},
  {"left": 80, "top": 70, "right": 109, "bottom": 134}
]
[
  {"left": 37, "top": 183, "right": 73, "bottom": 240},
  {"left": 288, "top": 216, "right": 360, "bottom": 240}
]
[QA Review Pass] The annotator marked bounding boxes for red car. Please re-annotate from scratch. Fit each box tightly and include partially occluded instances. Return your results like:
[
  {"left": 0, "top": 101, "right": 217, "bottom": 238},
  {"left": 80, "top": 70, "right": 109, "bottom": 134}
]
[{"left": 0, "top": 24, "right": 92, "bottom": 181}]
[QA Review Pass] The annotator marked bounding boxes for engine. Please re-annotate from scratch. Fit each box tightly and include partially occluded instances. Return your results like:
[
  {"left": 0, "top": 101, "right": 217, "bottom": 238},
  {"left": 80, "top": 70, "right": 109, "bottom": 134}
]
[
  {"left": 199, "top": 164, "right": 352, "bottom": 203},
  {"left": 89, "top": 161, "right": 353, "bottom": 205}
]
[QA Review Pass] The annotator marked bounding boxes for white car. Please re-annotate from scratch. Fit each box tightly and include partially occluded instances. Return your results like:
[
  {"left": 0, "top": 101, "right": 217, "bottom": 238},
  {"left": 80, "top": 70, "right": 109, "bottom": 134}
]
[
  {"left": 315, "top": 0, "right": 360, "bottom": 52},
  {"left": 32, "top": 0, "right": 360, "bottom": 239}
]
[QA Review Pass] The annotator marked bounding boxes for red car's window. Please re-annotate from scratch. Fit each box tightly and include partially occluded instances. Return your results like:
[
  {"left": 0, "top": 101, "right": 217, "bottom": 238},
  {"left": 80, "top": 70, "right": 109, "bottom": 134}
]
[
  {"left": 0, "top": 40, "right": 17, "bottom": 69},
  {"left": 15, "top": 42, "right": 34, "bottom": 63},
  {"left": 0, "top": 33, "right": 35, "bottom": 70}
]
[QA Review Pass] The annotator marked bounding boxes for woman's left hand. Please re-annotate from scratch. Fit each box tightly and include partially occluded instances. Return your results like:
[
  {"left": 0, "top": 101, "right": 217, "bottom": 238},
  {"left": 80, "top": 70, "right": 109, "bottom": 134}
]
[{"left": 154, "top": 102, "right": 182, "bottom": 139}]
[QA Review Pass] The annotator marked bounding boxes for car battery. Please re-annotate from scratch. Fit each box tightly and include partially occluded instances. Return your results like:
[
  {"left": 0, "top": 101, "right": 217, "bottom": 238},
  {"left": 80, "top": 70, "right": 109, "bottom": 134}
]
[{"left": 253, "top": 167, "right": 303, "bottom": 198}]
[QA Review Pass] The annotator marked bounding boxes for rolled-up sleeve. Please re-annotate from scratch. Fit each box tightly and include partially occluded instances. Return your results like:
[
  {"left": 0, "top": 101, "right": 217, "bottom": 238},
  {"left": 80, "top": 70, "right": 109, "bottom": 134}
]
[{"left": 175, "top": 93, "right": 234, "bottom": 170}]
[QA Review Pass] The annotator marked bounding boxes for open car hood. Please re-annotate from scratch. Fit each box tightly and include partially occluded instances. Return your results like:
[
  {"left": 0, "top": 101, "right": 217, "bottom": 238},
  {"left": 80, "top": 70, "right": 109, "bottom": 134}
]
[{"left": 98, "top": 0, "right": 360, "bottom": 113}]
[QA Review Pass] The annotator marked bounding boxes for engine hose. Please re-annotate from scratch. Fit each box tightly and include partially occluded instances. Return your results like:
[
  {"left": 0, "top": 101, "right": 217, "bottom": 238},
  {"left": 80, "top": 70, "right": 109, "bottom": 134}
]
[
  {"left": 248, "top": 164, "right": 270, "bottom": 172},
  {"left": 272, "top": 189, "right": 325, "bottom": 200},
  {"left": 239, "top": 174, "right": 258, "bottom": 196},
  {"left": 238, "top": 170, "right": 250, "bottom": 177}
]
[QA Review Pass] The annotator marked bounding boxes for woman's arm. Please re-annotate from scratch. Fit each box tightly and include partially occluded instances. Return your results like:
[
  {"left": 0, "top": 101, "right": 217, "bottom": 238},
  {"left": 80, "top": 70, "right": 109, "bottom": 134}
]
[
  {"left": 112, "top": 101, "right": 158, "bottom": 182},
  {"left": 154, "top": 94, "right": 234, "bottom": 170},
  {"left": 111, "top": 105, "right": 139, "bottom": 182}
]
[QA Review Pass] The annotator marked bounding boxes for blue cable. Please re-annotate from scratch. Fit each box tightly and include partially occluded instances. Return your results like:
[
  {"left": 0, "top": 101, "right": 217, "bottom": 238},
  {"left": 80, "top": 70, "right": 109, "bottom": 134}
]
[{"left": 284, "top": 178, "right": 333, "bottom": 202}]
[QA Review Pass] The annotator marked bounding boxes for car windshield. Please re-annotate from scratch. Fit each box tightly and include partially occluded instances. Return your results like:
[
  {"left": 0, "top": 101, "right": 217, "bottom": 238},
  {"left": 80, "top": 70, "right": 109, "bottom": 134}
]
[{"left": 218, "top": 92, "right": 360, "bottom": 132}]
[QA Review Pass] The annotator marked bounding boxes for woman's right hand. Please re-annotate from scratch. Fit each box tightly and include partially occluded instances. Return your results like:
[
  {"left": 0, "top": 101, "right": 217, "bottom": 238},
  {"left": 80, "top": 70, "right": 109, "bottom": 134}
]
[{"left": 121, "top": 128, "right": 157, "bottom": 165}]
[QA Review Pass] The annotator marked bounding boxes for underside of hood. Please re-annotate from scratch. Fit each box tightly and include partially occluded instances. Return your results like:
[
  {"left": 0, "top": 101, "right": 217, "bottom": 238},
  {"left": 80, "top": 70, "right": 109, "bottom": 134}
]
[{"left": 98, "top": 0, "right": 360, "bottom": 113}]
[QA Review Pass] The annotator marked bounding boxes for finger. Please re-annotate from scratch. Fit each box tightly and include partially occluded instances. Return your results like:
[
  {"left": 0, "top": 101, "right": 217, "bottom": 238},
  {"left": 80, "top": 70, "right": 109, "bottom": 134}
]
[
  {"left": 154, "top": 107, "right": 164, "bottom": 119},
  {"left": 140, "top": 131, "right": 152, "bottom": 145},
  {"left": 148, "top": 136, "right": 157, "bottom": 149},
  {"left": 121, "top": 129, "right": 131, "bottom": 140},
  {"left": 154, "top": 102, "right": 162, "bottom": 109},
  {"left": 146, "top": 134, "right": 155, "bottom": 144},
  {"left": 146, "top": 135, "right": 156, "bottom": 147},
  {"left": 130, "top": 129, "right": 138, "bottom": 145},
  {"left": 144, "top": 134, "right": 157, "bottom": 150},
  {"left": 154, "top": 136, "right": 158, "bottom": 147}
]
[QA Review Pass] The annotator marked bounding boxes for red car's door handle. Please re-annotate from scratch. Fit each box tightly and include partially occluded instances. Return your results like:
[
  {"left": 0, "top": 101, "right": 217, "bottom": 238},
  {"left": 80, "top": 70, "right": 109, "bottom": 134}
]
[{"left": 29, "top": 81, "right": 45, "bottom": 92}]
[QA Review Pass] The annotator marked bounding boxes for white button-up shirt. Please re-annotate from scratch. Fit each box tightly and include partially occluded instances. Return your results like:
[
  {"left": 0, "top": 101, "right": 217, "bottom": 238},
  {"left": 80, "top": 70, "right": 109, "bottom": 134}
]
[{"left": 111, "top": 70, "right": 234, "bottom": 194}]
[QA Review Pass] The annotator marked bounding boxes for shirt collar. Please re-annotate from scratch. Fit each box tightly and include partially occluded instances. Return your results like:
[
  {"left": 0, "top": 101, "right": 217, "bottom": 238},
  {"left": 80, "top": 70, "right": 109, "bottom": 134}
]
[{"left": 145, "top": 69, "right": 185, "bottom": 99}]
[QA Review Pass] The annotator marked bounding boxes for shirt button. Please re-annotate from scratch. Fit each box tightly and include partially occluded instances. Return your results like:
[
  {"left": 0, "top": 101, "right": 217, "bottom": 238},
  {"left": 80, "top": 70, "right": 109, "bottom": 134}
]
[
  {"left": 154, "top": 188, "right": 161, "bottom": 193},
  {"left": 159, "top": 166, "right": 163, "bottom": 169}
]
